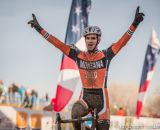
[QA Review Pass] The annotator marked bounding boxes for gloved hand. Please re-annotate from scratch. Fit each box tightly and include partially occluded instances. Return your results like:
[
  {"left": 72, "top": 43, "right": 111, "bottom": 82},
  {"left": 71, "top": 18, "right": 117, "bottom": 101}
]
[
  {"left": 132, "top": 6, "right": 145, "bottom": 28},
  {"left": 28, "top": 14, "right": 43, "bottom": 33}
]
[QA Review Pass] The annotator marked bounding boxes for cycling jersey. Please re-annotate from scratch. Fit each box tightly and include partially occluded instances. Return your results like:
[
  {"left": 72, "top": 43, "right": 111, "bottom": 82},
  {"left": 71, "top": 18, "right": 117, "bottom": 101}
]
[{"left": 68, "top": 45, "right": 113, "bottom": 89}]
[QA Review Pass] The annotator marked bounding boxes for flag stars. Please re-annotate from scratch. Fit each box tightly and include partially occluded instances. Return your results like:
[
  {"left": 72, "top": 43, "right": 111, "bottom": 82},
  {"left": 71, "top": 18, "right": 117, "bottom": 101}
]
[
  {"left": 75, "top": 6, "right": 82, "bottom": 16},
  {"left": 72, "top": 24, "right": 80, "bottom": 33}
]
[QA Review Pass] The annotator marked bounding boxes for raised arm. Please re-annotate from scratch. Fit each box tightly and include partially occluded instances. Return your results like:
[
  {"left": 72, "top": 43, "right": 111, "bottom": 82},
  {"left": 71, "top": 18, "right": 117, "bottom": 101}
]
[
  {"left": 28, "top": 14, "right": 70, "bottom": 56},
  {"left": 111, "top": 6, "right": 145, "bottom": 54}
]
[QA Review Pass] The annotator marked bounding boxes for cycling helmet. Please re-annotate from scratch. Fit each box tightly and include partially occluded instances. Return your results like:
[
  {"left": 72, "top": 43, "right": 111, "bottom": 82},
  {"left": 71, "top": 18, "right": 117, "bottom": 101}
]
[{"left": 83, "top": 26, "right": 101, "bottom": 37}]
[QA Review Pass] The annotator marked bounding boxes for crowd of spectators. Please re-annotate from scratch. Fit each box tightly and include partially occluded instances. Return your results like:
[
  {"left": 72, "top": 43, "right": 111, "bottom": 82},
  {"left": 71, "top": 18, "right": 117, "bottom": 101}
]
[{"left": 0, "top": 80, "right": 50, "bottom": 110}]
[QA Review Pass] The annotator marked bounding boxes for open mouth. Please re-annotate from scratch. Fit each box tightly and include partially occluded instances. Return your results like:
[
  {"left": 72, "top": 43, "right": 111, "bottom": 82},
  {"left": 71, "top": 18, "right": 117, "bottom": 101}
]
[{"left": 88, "top": 44, "right": 94, "bottom": 47}]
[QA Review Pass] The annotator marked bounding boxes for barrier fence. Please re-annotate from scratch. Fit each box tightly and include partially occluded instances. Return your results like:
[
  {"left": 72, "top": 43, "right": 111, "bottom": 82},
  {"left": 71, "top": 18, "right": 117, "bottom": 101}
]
[{"left": 0, "top": 105, "right": 160, "bottom": 130}]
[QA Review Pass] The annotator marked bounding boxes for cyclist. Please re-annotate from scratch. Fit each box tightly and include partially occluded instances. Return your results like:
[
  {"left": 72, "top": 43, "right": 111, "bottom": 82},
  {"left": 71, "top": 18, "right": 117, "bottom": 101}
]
[{"left": 28, "top": 6, "right": 144, "bottom": 130}]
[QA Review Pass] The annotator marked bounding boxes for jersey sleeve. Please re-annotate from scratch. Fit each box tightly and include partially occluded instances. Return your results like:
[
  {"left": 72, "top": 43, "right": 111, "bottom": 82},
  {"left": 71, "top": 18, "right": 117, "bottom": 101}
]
[
  {"left": 40, "top": 29, "right": 71, "bottom": 56},
  {"left": 111, "top": 25, "right": 136, "bottom": 55},
  {"left": 103, "top": 46, "right": 115, "bottom": 60},
  {"left": 67, "top": 44, "right": 80, "bottom": 62}
]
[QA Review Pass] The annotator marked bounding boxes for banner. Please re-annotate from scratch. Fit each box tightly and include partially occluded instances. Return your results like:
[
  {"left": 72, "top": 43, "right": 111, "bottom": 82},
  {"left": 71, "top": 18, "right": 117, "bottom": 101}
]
[
  {"left": 16, "top": 111, "right": 28, "bottom": 129},
  {"left": 30, "top": 114, "right": 42, "bottom": 130}
]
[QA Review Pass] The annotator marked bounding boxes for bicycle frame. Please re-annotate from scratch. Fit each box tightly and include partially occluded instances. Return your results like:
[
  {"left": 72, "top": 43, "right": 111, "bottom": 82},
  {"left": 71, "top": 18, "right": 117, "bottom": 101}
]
[{"left": 55, "top": 109, "right": 98, "bottom": 130}]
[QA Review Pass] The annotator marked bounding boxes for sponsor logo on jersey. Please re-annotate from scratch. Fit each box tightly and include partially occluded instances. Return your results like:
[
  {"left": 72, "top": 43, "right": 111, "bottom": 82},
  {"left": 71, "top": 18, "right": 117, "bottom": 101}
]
[{"left": 79, "top": 59, "right": 105, "bottom": 70}]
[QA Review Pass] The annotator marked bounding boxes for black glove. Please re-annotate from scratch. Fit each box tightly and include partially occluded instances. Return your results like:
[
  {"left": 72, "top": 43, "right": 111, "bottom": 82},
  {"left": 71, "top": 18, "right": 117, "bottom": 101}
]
[
  {"left": 28, "top": 14, "right": 43, "bottom": 33},
  {"left": 132, "top": 6, "right": 145, "bottom": 28}
]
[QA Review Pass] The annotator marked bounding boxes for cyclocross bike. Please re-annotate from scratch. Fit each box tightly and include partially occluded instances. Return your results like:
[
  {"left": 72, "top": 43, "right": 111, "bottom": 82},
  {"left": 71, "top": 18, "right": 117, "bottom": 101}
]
[{"left": 55, "top": 109, "right": 98, "bottom": 130}]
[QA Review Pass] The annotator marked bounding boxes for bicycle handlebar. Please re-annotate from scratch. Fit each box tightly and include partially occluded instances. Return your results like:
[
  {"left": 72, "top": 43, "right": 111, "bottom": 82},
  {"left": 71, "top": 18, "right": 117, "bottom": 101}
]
[{"left": 58, "top": 116, "right": 96, "bottom": 123}]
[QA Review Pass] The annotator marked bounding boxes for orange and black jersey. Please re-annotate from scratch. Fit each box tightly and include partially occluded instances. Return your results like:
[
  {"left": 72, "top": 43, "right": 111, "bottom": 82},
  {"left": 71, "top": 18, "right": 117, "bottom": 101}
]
[
  {"left": 40, "top": 25, "right": 136, "bottom": 89},
  {"left": 68, "top": 45, "right": 114, "bottom": 88}
]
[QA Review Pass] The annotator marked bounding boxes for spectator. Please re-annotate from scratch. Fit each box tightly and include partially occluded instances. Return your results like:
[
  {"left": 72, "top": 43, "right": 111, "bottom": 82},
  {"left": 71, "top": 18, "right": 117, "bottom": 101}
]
[
  {"left": 116, "top": 107, "right": 126, "bottom": 116},
  {"left": 31, "top": 89, "right": 38, "bottom": 108},
  {"left": 8, "top": 83, "right": 19, "bottom": 104},
  {"left": 8, "top": 85, "right": 13, "bottom": 103},
  {"left": 21, "top": 89, "right": 33, "bottom": 108},
  {"left": 45, "top": 93, "right": 49, "bottom": 102},
  {"left": 0, "top": 80, "right": 7, "bottom": 104},
  {"left": 0, "top": 87, "right": 5, "bottom": 104},
  {"left": 18, "top": 86, "right": 26, "bottom": 103}
]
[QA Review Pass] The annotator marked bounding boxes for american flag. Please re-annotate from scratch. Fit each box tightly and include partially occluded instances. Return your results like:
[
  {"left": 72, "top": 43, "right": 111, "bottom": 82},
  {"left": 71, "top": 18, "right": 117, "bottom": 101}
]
[
  {"left": 136, "top": 28, "right": 160, "bottom": 118},
  {"left": 52, "top": 0, "right": 91, "bottom": 112}
]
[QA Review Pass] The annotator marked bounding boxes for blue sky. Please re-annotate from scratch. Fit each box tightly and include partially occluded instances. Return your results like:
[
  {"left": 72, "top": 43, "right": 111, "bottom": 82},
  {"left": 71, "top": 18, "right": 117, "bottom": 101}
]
[{"left": 0, "top": 0, "right": 160, "bottom": 98}]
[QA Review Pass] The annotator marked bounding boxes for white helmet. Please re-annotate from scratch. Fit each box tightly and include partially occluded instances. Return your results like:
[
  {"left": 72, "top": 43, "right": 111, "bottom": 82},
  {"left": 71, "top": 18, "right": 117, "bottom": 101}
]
[{"left": 83, "top": 26, "right": 101, "bottom": 37}]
